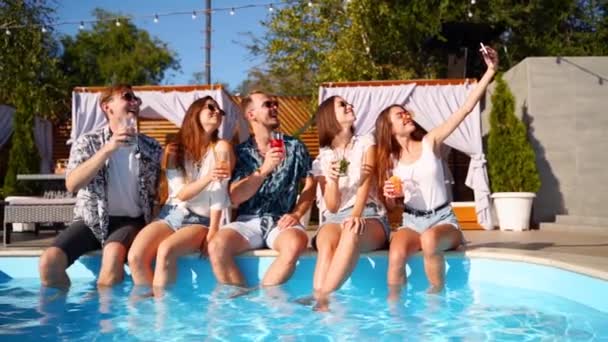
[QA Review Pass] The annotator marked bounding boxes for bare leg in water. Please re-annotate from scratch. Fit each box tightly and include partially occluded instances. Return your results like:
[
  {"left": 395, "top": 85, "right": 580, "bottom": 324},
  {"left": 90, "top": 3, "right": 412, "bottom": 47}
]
[
  {"left": 387, "top": 228, "right": 421, "bottom": 302},
  {"left": 419, "top": 224, "right": 462, "bottom": 293}
]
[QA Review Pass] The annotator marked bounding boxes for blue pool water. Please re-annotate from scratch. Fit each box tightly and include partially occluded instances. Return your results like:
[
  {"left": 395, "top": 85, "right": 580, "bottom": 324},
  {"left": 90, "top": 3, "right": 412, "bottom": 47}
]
[{"left": 1, "top": 255, "right": 607, "bottom": 341}]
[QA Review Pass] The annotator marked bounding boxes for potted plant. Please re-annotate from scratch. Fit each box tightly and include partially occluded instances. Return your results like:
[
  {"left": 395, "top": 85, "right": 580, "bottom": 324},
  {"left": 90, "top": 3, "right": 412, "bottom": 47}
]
[{"left": 487, "top": 74, "right": 541, "bottom": 231}]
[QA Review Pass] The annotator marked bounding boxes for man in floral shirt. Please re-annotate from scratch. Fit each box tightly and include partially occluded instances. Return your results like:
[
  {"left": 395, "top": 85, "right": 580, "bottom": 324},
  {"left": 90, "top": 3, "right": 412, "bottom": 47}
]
[
  {"left": 208, "top": 91, "right": 315, "bottom": 287},
  {"left": 39, "top": 84, "right": 162, "bottom": 289}
]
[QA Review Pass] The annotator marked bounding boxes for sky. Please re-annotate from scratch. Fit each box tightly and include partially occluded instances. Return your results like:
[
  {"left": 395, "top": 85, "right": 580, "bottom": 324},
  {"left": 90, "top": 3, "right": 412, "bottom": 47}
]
[{"left": 54, "top": 0, "right": 277, "bottom": 90}]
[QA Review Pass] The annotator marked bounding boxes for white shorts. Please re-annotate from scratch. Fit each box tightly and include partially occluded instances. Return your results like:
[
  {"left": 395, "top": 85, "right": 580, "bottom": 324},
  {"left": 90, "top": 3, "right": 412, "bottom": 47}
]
[{"left": 220, "top": 215, "right": 307, "bottom": 250}]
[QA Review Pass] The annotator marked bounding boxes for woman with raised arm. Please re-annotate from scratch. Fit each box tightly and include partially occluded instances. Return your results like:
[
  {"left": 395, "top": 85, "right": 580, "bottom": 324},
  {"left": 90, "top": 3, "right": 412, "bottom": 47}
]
[
  {"left": 128, "top": 96, "right": 234, "bottom": 290},
  {"left": 375, "top": 46, "right": 499, "bottom": 296}
]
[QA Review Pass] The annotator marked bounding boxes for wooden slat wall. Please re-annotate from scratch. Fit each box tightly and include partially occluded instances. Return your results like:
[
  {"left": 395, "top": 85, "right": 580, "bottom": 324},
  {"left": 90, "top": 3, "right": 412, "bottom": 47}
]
[
  {"left": 138, "top": 119, "right": 179, "bottom": 147},
  {"left": 299, "top": 128, "right": 319, "bottom": 159},
  {"left": 51, "top": 119, "right": 180, "bottom": 163}
]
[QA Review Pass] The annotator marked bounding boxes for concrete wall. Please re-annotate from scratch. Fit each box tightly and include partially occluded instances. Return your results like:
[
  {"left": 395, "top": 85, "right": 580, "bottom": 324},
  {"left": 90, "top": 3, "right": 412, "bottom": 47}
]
[{"left": 482, "top": 57, "right": 608, "bottom": 222}]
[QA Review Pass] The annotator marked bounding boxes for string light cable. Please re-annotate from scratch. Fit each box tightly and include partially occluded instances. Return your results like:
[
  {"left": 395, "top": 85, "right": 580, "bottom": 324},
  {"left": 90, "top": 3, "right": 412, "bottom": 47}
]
[{"left": 0, "top": 1, "right": 308, "bottom": 34}]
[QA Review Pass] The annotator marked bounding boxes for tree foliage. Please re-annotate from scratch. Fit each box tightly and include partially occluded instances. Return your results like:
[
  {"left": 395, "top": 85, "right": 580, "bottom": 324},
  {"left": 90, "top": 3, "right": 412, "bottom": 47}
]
[
  {"left": 60, "top": 8, "right": 180, "bottom": 87},
  {"left": 487, "top": 74, "right": 541, "bottom": 193},
  {"left": 0, "top": 0, "right": 67, "bottom": 194},
  {"left": 243, "top": 0, "right": 607, "bottom": 96}
]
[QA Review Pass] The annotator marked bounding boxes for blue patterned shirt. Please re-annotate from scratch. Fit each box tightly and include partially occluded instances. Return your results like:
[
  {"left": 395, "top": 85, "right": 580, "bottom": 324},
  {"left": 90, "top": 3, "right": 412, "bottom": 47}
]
[{"left": 231, "top": 135, "right": 312, "bottom": 219}]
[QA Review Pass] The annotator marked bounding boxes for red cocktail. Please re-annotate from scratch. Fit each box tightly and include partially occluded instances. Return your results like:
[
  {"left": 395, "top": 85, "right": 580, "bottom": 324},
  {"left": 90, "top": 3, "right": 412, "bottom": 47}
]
[{"left": 270, "top": 131, "right": 284, "bottom": 153}]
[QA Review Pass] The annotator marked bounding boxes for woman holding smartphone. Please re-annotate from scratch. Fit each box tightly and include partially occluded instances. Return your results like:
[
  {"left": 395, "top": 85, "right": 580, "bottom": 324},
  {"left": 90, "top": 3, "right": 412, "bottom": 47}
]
[
  {"left": 375, "top": 46, "right": 499, "bottom": 296},
  {"left": 128, "top": 96, "right": 234, "bottom": 289}
]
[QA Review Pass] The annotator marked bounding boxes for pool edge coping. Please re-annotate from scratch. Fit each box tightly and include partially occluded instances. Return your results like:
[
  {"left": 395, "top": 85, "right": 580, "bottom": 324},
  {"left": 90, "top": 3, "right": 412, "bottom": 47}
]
[{"left": 1, "top": 248, "right": 607, "bottom": 281}]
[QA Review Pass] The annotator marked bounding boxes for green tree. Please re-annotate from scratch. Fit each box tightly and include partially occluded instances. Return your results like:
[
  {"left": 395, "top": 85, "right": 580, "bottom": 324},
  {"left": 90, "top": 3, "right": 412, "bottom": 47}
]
[
  {"left": 487, "top": 74, "right": 541, "bottom": 193},
  {"left": 246, "top": 0, "right": 607, "bottom": 96},
  {"left": 0, "top": 0, "right": 67, "bottom": 194},
  {"left": 60, "top": 8, "right": 180, "bottom": 87}
]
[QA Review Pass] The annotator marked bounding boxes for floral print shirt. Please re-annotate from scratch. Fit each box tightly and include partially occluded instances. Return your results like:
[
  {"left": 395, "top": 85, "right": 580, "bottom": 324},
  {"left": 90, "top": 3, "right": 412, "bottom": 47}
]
[
  {"left": 67, "top": 127, "right": 162, "bottom": 243},
  {"left": 230, "top": 135, "right": 312, "bottom": 220}
]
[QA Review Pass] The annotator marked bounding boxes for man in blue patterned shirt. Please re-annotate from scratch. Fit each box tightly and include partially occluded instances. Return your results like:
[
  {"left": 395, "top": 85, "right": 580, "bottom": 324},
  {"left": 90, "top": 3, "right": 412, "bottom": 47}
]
[
  {"left": 39, "top": 85, "right": 162, "bottom": 289},
  {"left": 208, "top": 91, "right": 315, "bottom": 287}
]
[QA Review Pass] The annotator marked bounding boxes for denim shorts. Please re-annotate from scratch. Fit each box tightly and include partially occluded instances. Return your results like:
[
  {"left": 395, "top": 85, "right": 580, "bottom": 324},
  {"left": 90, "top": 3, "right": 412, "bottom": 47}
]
[
  {"left": 400, "top": 204, "right": 460, "bottom": 234},
  {"left": 313, "top": 203, "right": 391, "bottom": 249},
  {"left": 157, "top": 204, "right": 210, "bottom": 231},
  {"left": 221, "top": 215, "right": 306, "bottom": 250}
]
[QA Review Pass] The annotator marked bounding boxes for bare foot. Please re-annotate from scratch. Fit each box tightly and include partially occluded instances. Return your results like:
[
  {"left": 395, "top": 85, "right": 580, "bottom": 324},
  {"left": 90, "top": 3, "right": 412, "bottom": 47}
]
[
  {"left": 229, "top": 286, "right": 258, "bottom": 299},
  {"left": 426, "top": 284, "right": 444, "bottom": 294},
  {"left": 294, "top": 295, "right": 315, "bottom": 306},
  {"left": 313, "top": 295, "right": 330, "bottom": 312},
  {"left": 387, "top": 285, "right": 402, "bottom": 302},
  {"left": 129, "top": 291, "right": 154, "bottom": 303}
]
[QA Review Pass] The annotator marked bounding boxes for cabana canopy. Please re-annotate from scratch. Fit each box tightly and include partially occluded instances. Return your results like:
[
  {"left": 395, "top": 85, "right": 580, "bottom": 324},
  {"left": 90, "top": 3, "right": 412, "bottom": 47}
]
[
  {"left": 70, "top": 84, "right": 248, "bottom": 144},
  {"left": 319, "top": 79, "right": 493, "bottom": 229}
]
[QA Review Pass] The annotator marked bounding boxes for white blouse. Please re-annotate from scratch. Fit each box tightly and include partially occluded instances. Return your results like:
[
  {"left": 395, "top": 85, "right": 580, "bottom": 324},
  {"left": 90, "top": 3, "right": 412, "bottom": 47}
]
[
  {"left": 311, "top": 134, "right": 385, "bottom": 216},
  {"left": 165, "top": 147, "right": 230, "bottom": 217}
]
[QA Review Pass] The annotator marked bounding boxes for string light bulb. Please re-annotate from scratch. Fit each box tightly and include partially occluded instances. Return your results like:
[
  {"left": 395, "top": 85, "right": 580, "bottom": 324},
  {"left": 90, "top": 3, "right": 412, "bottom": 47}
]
[
  {"left": 468, "top": 10, "right": 473, "bottom": 18},
  {"left": 1, "top": 3, "right": 294, "bottom": 33},
  {"left": 471, "top": 0, "right": 476, "bottom": 4},
  {"left": 308, "top": 1, "right": 313, "bottom": 6}
]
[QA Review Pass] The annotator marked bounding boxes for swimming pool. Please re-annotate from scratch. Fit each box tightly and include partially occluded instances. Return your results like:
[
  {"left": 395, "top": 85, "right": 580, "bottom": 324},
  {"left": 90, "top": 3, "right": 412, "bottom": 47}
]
[{"left": 1, "top": 254, "right": 607, "bottom": 341}]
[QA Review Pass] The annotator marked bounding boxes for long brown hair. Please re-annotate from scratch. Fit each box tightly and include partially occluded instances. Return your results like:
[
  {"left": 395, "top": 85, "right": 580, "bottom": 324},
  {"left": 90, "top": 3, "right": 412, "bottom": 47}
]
[
  {"left": 316, "top": 96, "right": 355, "bottom": 148},
  {"left": 157, "top": 96, "right": 220, "bottom": 204},
  {"left": 374, "top": 104, "right": 426, "bottom": 204}
]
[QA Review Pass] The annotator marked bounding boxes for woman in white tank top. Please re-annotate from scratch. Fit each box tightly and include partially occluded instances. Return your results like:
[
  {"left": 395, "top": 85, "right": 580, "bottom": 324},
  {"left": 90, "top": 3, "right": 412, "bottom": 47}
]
[
  {"left": 128, "top": 96, "right": 234, "bottom": 290},
  {"left": 375, "top": 46, "right": 499, "bottom": 296},
  {"left": 310, "top": 96, "right": 390, "bottom": 311}
]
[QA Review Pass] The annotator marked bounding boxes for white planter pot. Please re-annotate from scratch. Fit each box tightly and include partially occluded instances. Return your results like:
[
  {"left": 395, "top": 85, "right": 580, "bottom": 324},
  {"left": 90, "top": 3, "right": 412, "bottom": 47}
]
[{"left": 491, "top": 192, "right": 536, "bottom": 231}]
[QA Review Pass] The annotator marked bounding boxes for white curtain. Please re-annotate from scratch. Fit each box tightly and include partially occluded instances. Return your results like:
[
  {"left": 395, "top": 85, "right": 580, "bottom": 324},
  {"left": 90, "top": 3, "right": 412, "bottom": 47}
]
[
  {"left": 34, "top": 117, "right": 54, "bottom": 173},
  {"left": 0, "top": 105, "right": 15, "bottom": 148},
  {"left": 70, "top": 88, "right": 247, "bottom": 143},
  {"left": 405, "top": 83, "right": 493, "bottom": 229},
  {"left": 318, "top": 82, "right": 493, "bottom": 230},
  {"left": 319, "top": 84, "right": 416, "bottom": 135}
]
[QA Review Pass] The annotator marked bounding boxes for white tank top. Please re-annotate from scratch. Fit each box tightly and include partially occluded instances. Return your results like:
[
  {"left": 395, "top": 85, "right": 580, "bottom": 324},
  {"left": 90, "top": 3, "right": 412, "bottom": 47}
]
[{"left": 392, "top": 137, "right": 448, "bottom": 211}]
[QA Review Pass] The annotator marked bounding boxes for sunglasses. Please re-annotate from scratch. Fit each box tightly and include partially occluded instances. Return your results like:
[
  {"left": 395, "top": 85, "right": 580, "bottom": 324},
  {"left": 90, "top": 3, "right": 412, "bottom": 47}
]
[
  {"left": 120, "top": 92, "right": 141, "bottom": 104},
  {"left": 261, "top": 100, "right": 279, "bottom": 109},
  {"left": 338, "top": 100, "right": 354, "bottom": 108},
  {"left": 205, "top": 103, "right": 224, "bottom": 114}
]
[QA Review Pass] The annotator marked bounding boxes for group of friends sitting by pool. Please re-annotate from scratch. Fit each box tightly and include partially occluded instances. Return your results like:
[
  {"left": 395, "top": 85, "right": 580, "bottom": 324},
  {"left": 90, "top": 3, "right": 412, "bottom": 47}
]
[{"left": 38, "top": 46, "right": 498, "bottom": 311}]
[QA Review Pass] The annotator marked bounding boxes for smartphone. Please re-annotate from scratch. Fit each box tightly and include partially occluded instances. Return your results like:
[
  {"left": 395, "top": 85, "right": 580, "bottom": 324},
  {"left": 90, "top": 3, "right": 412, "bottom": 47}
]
[{"left": 480, "top": 42, "right": 488, "bottom": 55}]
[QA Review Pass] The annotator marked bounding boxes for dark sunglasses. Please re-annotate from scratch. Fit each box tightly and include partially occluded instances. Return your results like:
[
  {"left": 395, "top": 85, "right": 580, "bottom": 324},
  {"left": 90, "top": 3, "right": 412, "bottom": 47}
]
[
  {"left": 261, "top": 100, "right": 279, "bottom": 109},
  {"left": 120, "top": 92, "right": 141, "bottom": 104},
  {"left": 338, "top": 100, "right": 353, "bottom": 108},
  {"left": 205, "top": 103, "right": 223, "bottom": 114}
]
